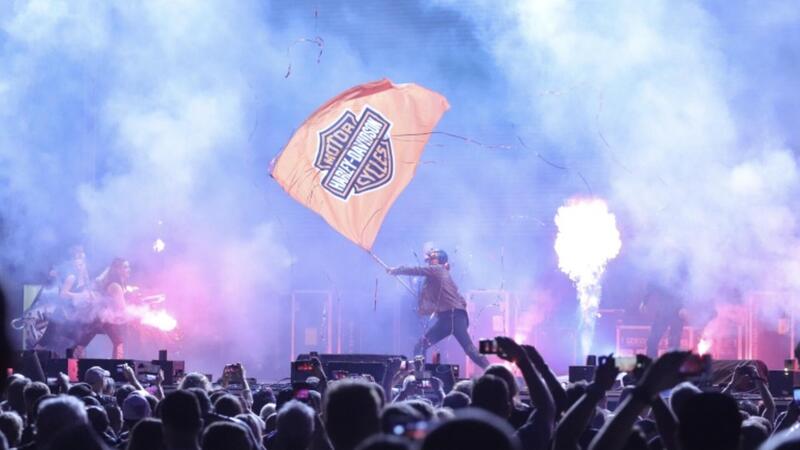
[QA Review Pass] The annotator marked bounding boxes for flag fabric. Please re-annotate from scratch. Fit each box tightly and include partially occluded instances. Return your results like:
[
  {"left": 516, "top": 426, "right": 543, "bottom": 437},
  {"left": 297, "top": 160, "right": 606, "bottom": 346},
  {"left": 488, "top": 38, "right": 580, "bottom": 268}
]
[{"left": 270, "top": 79, "right": 450, "bottom": 250}]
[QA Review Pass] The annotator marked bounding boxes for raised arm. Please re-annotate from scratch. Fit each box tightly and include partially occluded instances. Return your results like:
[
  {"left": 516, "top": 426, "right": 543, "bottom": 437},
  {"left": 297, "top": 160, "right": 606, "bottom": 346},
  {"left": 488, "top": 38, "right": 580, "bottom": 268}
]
[
  {"left": 752, "top": 366, "right": 775, "bottom": 423},
  {"left": 590, "top": 351, "right": 689, "bottom": 450},
  {"left": 496, "top": 336, "right": 555, "bottom": 450},
  {"left": 523, "top": 344, "right": 568, "bottom": 416},
  {"left": 649, "top": 395, "right": 678, "bottom": 450},
  {"left": 553, "top": 355, "right": 618, "bottom": 450},
  {"left": 387, "top": 265, "right": 438, "bottom": 277}
]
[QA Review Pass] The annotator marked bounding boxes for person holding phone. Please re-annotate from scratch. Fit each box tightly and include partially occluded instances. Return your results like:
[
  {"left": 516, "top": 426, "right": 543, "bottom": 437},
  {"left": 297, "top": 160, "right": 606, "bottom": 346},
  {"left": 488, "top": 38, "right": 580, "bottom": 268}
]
[{"left": 387, "top": 248, "right": 489, "bottom": 369}]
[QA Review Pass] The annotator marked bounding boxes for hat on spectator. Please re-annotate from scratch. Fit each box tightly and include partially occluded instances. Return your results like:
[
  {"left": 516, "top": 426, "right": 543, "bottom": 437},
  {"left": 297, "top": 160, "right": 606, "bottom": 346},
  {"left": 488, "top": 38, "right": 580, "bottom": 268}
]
[
  {"left": 122, "top": 392, "right": 152, "bottom": 422},
  {"left": 85, "top": 366, "right": 111, "bottom": 385}
]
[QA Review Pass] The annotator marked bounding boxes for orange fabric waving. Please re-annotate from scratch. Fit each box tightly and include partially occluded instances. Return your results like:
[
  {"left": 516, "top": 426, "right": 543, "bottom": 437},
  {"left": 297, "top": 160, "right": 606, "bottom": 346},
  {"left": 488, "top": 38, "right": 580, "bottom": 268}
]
[{"left": 270, "top": 79, "right": 449, "bottom": 250}]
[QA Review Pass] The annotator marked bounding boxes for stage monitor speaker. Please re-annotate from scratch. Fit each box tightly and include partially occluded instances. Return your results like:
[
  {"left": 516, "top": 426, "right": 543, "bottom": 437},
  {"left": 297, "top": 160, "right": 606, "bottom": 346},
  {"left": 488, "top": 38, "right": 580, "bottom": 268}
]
[
  {"left": 296, "top": 353, "right": 405, "bottom": 383},
  {"left": 767, "top": 370, "right": 798, "bottom": 397},
  {"left": 569, "top": 365, "right": 595, "bottom": 383},
  {"left": 325, "top": 361, "right": 387, "bottom": 383}
]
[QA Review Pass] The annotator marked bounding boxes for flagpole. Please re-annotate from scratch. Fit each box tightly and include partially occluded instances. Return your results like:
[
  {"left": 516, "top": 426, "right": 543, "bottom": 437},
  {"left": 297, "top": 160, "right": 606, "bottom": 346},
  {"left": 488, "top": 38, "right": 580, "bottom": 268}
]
[{"left": 368, "top": 251, "right": 417, "bottom": 297}]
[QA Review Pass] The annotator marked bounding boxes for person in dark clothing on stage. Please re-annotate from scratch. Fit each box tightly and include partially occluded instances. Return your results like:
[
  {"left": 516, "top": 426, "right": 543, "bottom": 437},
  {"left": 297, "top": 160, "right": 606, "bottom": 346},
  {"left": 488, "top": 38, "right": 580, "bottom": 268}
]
[
  {"left": 387, "top": 249, "right": 489, "bottom": 369},
  {"left": 641, "top": 282, "right": 686, "bottom": 358}
]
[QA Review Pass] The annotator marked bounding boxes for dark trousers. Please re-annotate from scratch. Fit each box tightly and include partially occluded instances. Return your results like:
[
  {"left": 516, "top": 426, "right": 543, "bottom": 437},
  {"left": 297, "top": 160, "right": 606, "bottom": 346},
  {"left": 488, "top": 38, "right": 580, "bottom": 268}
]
[
  {"left": 414, "top": 309, "right": 489, "bottom": 368},
  {"left": 646, "top": 310, "right": 684, "bottom": 358}
]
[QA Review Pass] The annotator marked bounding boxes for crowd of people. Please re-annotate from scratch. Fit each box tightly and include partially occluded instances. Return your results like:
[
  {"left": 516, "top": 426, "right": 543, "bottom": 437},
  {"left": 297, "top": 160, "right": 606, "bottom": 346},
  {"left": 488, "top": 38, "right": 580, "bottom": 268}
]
[{"left": 1, "top": 337, "right": 799, "bottom": 450}]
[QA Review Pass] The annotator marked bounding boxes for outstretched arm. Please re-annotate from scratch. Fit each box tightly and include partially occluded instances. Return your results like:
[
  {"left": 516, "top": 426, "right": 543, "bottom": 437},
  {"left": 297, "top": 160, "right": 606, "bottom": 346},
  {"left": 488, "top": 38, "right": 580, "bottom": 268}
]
[
  {"left": 496, "top": 336, "right": 555, "bottom": 450},
  {"left": 523, "top": 345, "right": 568, "bottom": 416},
  {"left": 590, "top": 352, "right": 689, "bottom": 450},
  {"left": 554, "top": 355, "right": 618, "bottom": 450},
  {"left": 649, "top": 396, "right": 678, "bottom": 450},
  {"left": 387, "top": 265, "right": 438, "bottom": 277}
]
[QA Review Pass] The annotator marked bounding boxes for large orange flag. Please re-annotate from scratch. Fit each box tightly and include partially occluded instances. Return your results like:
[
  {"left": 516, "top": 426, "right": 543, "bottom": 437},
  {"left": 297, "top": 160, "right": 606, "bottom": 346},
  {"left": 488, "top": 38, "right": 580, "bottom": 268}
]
[{"left": 271, "top": 79, "right": 450, "bottom": 250}]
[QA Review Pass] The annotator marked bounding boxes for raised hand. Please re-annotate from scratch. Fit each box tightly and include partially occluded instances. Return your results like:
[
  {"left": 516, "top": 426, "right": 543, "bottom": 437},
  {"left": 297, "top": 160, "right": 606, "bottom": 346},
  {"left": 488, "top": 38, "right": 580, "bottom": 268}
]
[
  {"left": 637, "top": 351, "right": 690, "bottom": 398},
  {"left": 495, "top": 336, "right": 526, "bottom": 364},
  {"left": 521, "top": 344, "right": 546, "bottom": 369},
  {"left": 593, "top": 354, "right": 619, "bottom": 392}
]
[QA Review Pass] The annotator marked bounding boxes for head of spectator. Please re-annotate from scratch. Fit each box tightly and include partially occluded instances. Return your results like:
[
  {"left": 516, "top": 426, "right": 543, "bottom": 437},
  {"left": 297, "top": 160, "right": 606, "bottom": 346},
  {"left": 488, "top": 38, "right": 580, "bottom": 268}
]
[
  {"left": 355, "top": 434, "right": 414, "bottom": 450},
  {"left": 201, "top": 421, "right": 251, "bottom": 450},
  {"left": 180, "top": 372, "right": 211, "bottom": 392},
  {"left": 7, "top": 377, "right": 31, "bottom": 417},
  {"left": 274, "top": 400, "right": 315, "bottom": 449},
  {"left": 214, "top": 394, "right": 243, "bottom": 417},
  {"left": 370, "top": 383, "right": 387, "bottom": 409},
  {"left": 403, "top": 399, "right": 435, "bottom": 421},
  {"left": 435, "top": 407, "right": 455, "bottom": 421},
  {"left": 0, "top": 411, "right": 23, "bottom": 447},
  {"left": 127, "top": 417, "right": 166, "bottom": 450},
  {"left": 114, "top": 384, "right": 136, "bottom": 408},
  {"left": 677, "top": 392, "right": 742, "bottom": 450},
  {"left": 23, "top": 381, "right": 50, "bottom": 420},
  {"left": 740, "top": 417, "right": 769, "bottom": 450},
  {"left": 86, "top": 405, "right": 110, "bottom": 436},
  {"left": 259, "top": 402, "right": 276, "bottom": 423},
  {"left": 276, "top": 387, "right": 294, "bottom": 412},
  {"left": 264, "top": 412, "right": 277, "bottom": 435},
  {"left": 252, "top": 388, "right": 276, "bottom": 415},
  {"left": 485, "top": 364, "right": 518, "bottom": 399},
  {"left": 84, "top": 366, "right": 110, "bottom": 395},
  {"left": 48, "top": 423, "right": 107, "bottom": 450},
  {"left": 236, "top": 413, "right": 264, "bottom": 445},
  {"left": 421, "top": 408, "right": 520, "bottom": 450},
  {"left": 36, "top": 395, "right": 89, "bottom": 449},
  {"left": 82, "top": 395, "right": 101, "bottom": 407},
  {"left": 67, "top": 382, "right": 94, "bottom": 399},
  {"left": 452, "top": 380, "right": 473, "bottom": 397},
  {"left": 187, "top": 388, "right": 212, "bottom": 415},
  {"left": 669, "top": 381, "right": 700, "bottom": 417},
  {"left": 209, "top": 390, "right": 226, "bottom": 405},
  {"left": 122, "top": 391, "right": 152, "bottom": 430},
  {"left": 104, "top": 403, "right": 123, "bottom": 435},
  {"left": 325, "top": 380, "right": 382, "bottom": 450},
  {"left": 32, "top": 393, "right": 57, "bottom": 419},
  {"left": 102, "top": 376, "right": 115, "bottom": 396},
  {"left": 760, "top": 428, "right": 800, "bottom": 450},
  {"left": 442, "top": 391, "right": 470, "bottom": 410},
  {"left": 161, "top": 389, "right": 203, "bottom": 450},
  {"left": 380, "top": 403, "right": 424, "bottom": 436},
  {"left": 622, "top": 426, "right": 649, "bottom": 450},
  {"left": 471, "top": 374, "right": 511, "bottom": 419}
]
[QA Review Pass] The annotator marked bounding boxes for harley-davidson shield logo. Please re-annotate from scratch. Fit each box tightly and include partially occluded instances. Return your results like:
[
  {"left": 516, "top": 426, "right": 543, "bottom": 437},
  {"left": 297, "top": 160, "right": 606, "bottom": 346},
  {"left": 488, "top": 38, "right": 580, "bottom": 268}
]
[{"left": 314, "top": 106, "right": 394, "bottom": 200}]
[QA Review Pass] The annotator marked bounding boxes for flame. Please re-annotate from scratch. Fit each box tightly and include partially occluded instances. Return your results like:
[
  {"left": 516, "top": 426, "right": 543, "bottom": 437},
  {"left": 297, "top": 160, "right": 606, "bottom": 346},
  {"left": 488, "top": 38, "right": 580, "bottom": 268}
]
[
  {"left": 697, "top": 337, "right": 712, "bottom": 355},
  {"left": 554, "top": 198, "right": 621, "bottom": 358},
  {"left": 140, "top": 309, "right": 178, "bottom": 332},
  {"left": 153, "top": 238, "right": 166, "bottom": 253}
]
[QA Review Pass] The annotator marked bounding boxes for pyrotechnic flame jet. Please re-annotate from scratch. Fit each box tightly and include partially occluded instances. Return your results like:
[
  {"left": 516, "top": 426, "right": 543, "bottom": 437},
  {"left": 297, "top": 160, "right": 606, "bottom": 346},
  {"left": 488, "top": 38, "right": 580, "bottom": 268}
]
[{"left": 554, "top": 198, "right": 621, "bottom": 359}]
